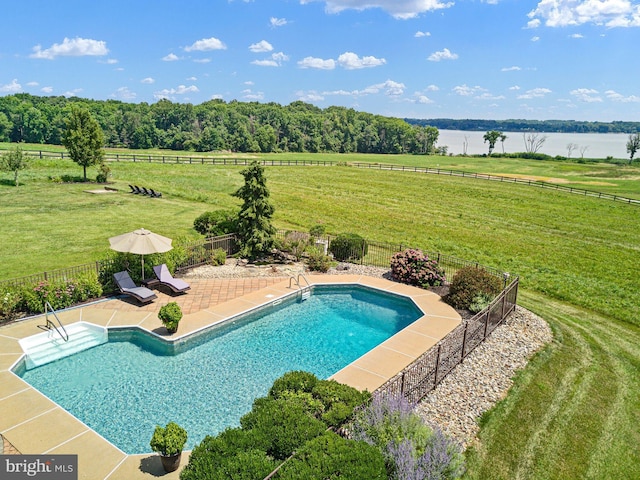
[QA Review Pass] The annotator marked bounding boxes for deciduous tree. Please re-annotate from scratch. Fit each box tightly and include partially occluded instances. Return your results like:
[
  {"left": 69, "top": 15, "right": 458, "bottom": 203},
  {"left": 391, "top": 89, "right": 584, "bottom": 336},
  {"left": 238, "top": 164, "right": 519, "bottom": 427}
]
[
  {"left": 523, "top": 132, "right": 547, "bottom": 153},
  {"left": 626, "top": 133, "right": 640, "bottom": 163},
  {"left": 0, "top": 145, "right": 29, "bottom": 186},
  {"left": 483, "top": 130, "right": 502, "bottom": 155},
  {"left": 62, "top": 105, "right": 104, "bottom": 181}
]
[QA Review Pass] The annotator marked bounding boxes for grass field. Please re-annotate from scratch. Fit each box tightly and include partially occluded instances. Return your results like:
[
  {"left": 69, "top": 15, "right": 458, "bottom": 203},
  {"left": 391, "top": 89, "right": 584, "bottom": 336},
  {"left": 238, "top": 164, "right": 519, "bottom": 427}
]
[{"left": 1, "top": 148, "right": 639, "bottom": 478}]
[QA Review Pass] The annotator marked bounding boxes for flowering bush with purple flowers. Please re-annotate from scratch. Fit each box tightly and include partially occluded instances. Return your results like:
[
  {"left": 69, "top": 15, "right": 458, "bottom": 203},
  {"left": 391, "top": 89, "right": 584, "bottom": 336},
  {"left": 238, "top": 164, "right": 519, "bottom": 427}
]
[
  {"left": 351, "top": 394, "right": 465, "bottom": 480},
  {"left": 390, "top": 249, "right": 446, "bottom": 288}
]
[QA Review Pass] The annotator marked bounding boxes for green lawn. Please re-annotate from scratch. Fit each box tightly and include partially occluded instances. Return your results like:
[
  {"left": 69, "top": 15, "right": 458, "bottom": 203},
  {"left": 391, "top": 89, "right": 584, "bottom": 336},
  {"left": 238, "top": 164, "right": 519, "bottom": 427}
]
[{"left": 1, "top": 151, "right": 639, "bottom": 478}]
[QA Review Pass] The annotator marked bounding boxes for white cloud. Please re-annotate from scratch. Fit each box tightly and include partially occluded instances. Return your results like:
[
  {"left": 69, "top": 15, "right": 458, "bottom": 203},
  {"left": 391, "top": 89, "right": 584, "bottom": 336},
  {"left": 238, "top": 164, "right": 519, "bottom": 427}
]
[
  {"left": 63, "top": 89, "right": 83, "bottom": 97},
  {"left": 186, "top": 76, "right": 197, "bottom": 81},
  {"left": 141, "top": 77, "right": 155, "bottom": 84},
  {"left": 605, "top": 89, "right": 640, "bottom": 102},
  {"left": 242, "top": 89, "right": 264, "bottom": 100},
  {"left": 249, "top": 40, "right": 273, "bottom": 53},
  {"left": 194, "top": 58, "right": 211, "bottom": 63},
  {"left": 184, "top": 37, "right": 226, "bottom": 52},
  {"left": 416, "top": 95, "right": 434, "bottom": 104},
  {"left": 415, "top": 30, "right": 431, "bottom": 37},
  {"left": 426, "top": 84, "right": 439, "bottom": 91},
  {"left": 501, "top": 66, "right": 522, "bottom": 71},
  {"left": 301, "top": 0, "right": 454, "bottom": 20},
  {"left": 30, "top": 37, "right": 108, "bottom": 60},
  {"left": 531, "top": 35, "right": 541, "bottom": 41},
  {"left": 211, "top": 94, "right": 224, "bottom": 100},
  {"left": 528, "top": 0, "right": 640, "bottom": 28},
  {"left": 41, "top": 86, "right": 53, "bottom": 94},
  {"left": 112, "top": 86, "right": 136, "bottom": 101},
  {"left": 298, "top": 56, "right": 337, "bottom": 69},
  {"left": 0, "top": 79, "right": 22, "bottom": 93},
  {"left": 26, "top": 81, "right": 39, "bottom": 87},
  {"left": 337, "top": 52, "right": 386, "bottom": 69},
  {"left": 104, "top": 58, "right": 118, "bottom": 64},
  {"left": 476, "top": 93, "right": 506, "bottom": 100},
  {"left": 321, "top": 79, "right": 405, "bottom": 98},
  {"left": 453, "top": 84, "right": 486, "bottom": 96},
  {"left": 251, "top": 52, "right": 289, "bottom": 67},
  {"left": 517, "top": 87, "right": 552, "bottom": 99},
  {"left": 270, "top": 17, "right": 288, "bottom": 27},
  {"left": 510, "top": 85, "right": 521, "bottom": 90},
  {"left": 296, "top": 90, "right": 325, "bottom": 102},
  {"left": 162, "top": 53, "right": 179, "bottom": 61},
  {"left": 570, "top": 33, "right": 584, "bottom": 37},
  {"left": 154, "top": 84, "right": 199, "bottom": 99},
  {"left": 427, "top": 48, "right": 458, "bottom": 61},
  {"left": 570, "top": 87, "right": 602, "bottom": 102}
]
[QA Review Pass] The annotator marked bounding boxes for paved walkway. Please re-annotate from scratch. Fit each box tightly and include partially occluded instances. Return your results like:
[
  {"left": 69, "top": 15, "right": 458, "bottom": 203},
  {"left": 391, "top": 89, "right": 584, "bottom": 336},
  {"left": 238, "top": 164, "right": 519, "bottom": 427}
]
[{"left": 0, "top": 275, "right": 461, "bottom": 479}]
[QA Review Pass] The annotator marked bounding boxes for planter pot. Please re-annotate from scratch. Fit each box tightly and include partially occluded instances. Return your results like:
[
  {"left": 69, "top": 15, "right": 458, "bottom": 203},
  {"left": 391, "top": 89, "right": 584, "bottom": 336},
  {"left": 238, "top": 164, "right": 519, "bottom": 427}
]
[{"left": 160, "top": 452, "right": 182, "bottom": 473}]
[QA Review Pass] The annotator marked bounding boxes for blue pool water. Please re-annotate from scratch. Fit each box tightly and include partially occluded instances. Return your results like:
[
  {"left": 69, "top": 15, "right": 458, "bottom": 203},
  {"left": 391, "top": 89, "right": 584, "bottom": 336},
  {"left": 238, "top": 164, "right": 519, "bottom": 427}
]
[{"left": 17, "top": 285, "right": 422, "bottom": 454}]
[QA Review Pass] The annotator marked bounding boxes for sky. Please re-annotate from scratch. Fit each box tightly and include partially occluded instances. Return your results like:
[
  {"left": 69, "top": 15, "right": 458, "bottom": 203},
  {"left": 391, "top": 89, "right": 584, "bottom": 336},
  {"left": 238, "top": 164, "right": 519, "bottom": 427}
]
[{"left": 1, "top": 0, "right": 639, "bottom": 122}]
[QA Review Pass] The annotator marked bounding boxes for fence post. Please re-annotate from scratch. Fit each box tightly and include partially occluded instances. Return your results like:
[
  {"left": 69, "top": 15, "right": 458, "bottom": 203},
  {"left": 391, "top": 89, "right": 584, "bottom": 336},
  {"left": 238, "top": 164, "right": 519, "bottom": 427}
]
[
  {"left": 461, "top": 322, "right": 468, "bottom": 359},
  {"left": 433, "top": 344, "right": 442, "bottom": 386},
  {"left": 483, "top": 309, "right": 490, "bottom": 339},
  {"left": 44, "top": 271, "right": 48, "bottom": 281}
]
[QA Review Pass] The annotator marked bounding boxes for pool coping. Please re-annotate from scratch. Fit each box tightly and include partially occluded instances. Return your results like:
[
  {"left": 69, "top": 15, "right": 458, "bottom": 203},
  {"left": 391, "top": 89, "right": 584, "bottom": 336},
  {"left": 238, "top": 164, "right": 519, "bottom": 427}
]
[{"left": 0, "top": 274, "right": 460, "bottom": 480}]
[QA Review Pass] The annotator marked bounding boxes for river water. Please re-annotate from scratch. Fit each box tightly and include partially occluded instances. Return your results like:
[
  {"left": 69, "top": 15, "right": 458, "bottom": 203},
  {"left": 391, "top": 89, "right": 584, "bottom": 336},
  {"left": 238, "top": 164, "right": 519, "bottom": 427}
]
[{"left": 436, "top": 130, "right": 632, "bottom": 159}]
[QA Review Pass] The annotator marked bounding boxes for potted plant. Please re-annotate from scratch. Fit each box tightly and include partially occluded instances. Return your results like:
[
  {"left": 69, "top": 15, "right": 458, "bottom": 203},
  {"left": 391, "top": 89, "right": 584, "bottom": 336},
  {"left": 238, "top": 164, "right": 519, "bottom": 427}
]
[
  {"left": 150, "top": 421, "right": 188, "bottom": 472},
  {"left": 158, "top": 302, "right": 182, "bottom": 334}
]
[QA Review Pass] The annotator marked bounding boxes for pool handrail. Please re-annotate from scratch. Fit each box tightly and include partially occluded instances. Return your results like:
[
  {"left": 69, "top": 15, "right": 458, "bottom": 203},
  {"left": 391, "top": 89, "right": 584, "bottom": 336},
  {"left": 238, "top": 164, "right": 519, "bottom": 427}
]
[{"left": 37, "top": 301, "right": 69, "bottom": 342}]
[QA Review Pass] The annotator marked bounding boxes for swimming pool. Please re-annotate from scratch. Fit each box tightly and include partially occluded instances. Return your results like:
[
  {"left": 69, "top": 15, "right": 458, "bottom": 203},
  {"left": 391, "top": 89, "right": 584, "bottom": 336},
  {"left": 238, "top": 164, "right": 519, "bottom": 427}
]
[{"left": 16, "top": 285, "right": 422, "bottom": 454}]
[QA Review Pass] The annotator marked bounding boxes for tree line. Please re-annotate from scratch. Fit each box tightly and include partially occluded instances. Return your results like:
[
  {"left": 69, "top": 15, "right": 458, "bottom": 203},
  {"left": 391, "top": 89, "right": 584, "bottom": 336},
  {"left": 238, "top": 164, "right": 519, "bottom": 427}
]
[
  {"left": 0, "top": 93, "right": 440, "bottom": 155},
  {"left": 406, "top": 118, "right": 640, "bottom": 134}
]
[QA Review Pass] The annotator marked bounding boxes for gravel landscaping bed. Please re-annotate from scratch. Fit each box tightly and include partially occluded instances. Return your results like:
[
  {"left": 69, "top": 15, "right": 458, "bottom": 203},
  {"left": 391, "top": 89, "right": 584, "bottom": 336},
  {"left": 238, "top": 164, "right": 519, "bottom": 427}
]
[{"left": 185, "top": 261, "right": 553, "bottom": 449}]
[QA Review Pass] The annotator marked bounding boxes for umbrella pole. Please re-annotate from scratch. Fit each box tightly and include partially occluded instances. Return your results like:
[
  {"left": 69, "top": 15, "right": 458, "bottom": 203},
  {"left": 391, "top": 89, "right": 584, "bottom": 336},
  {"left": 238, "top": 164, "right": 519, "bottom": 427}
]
[{"left": 141, "top": 256, "right": 145, "bottom": 281}]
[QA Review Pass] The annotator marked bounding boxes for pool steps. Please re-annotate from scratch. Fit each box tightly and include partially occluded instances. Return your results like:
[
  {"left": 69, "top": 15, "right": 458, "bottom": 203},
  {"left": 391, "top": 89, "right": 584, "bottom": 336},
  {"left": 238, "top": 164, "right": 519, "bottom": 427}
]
[{"left": 18, "top": 322, "right": 108, "bottom": 370}]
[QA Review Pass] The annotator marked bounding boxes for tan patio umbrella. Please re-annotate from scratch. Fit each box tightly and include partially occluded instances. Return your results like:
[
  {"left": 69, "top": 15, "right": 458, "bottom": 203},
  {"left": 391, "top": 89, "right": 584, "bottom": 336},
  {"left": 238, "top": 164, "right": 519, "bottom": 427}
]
[{"left": 108, "top": 228, "right": 173, "bottom": 280}]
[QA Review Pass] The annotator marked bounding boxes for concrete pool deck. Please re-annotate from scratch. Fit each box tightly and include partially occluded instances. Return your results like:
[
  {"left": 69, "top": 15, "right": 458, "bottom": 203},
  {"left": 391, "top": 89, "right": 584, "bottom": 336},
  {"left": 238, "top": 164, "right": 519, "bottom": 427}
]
[{"left": 0, "top": 274, "right": 461, "bottom": 479}]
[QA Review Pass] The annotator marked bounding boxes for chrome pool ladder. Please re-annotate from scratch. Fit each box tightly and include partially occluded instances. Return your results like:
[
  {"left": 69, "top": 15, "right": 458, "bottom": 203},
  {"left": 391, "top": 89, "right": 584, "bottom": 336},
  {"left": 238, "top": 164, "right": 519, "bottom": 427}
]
[
  {"left": 37, "top": 301, "right": 69, "bottom": 342},
  {"left": 289, "top": 273, "right": 311, "bottom": 300}
]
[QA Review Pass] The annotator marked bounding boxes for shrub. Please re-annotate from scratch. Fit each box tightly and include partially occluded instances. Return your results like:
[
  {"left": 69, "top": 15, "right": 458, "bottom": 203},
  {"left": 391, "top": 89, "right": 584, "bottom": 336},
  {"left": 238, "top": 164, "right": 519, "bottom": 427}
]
[
  {"left": 309, "top": 224, "right": 326, "bottom": 238},
  {"left": 329, "top": 233, "right": 368, "bottom": 261},
  {"left": 280, "top": 231, "right": 311, "bottom": 260},
  {"left": 277, "top": 431, "right": 387, "bottom": 479},
  {"left": 468, "top": 292, "right": 494, "bottom": 313},
  {"left": 96, "top": 162, "right": 110, "bottom": 183},
  {"left": 72, "top": 272, "right": 103, "bottom": 303},
  {"left": 351, "top": 394, "right": 465, "bottom": 480},
  {"left": 445, "top": 266, "right": 502, "bottom": 311},
  {"left": 268, "top": 370, "right": 319, "bottom": 397},
  {"left": 158, "top": 302, "right": 183, "bottom": 333},
  {"left": 209, "top": 247, "right": 227, "bottom": 266},
  {"left": 180, "top": 429, "right": 276, "bottom": 480},
  {"left": 239, "top": 397, "right": 326, "bottom": 460},
  {"left": 0, "top": 286, "right": 21, "bottom": 323},
  {"left": 312, "top": 380, "right": 371, "bottom": 428},
  {"left": 306, "top": 247, "right": 331, "bottom": 272},
  {"left": 149, "top": 421, "right": 187, "bottom": 456},
  {"left": 193, "top": 210, "right": 237, "bottom": 236},
  {"left": 390, "top": 249, "right": 446, "bottom": 288}
]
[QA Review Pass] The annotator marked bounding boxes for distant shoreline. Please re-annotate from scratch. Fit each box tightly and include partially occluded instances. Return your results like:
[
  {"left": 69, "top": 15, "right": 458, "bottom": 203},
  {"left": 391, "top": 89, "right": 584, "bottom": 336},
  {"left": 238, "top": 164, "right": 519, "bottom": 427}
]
[{"left": 405, "top": 118, "right": 640, "bottom": 135}]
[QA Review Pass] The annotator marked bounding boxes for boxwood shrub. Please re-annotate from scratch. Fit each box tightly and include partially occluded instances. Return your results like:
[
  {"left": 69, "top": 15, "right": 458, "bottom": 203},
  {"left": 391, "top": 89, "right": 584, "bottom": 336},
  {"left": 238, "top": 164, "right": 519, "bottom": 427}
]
[
  {"left": 329, "top": 233, "right": 368, "bottom": 261},
  {"left": 275, "top": 431, "right": 387, "bottom": 479}
]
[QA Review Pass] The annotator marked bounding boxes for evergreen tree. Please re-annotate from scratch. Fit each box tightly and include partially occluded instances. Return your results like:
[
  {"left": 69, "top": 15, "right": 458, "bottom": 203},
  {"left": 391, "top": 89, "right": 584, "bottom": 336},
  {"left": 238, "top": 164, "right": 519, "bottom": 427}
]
[
  {"left": 232, "top": 160, "right": 276, "bottom": 260},
  {"left": 62, "top": 105, "right": 104, "bottom": 181}
]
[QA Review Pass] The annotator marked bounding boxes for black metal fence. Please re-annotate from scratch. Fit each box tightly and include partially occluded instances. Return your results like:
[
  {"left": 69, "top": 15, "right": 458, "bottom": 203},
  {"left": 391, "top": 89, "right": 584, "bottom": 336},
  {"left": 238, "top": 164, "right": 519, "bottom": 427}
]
[
  {"left": 374, "top": 277, "right": 519, "bottom": 403},
  {"left": 176, "top": 234, "right": 239, "bottom": 272}
]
